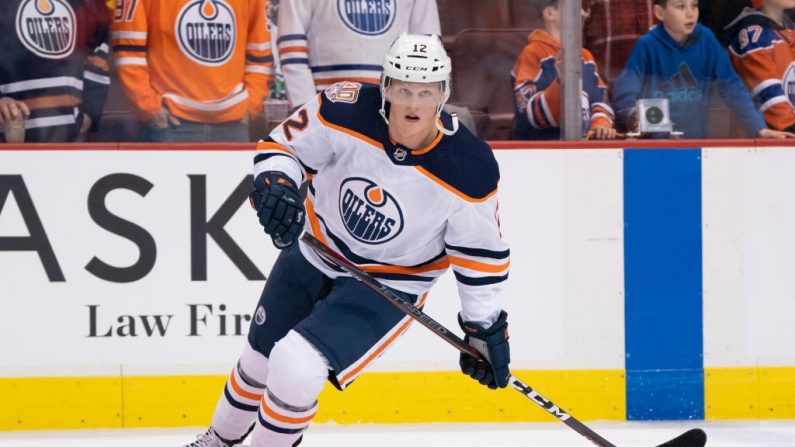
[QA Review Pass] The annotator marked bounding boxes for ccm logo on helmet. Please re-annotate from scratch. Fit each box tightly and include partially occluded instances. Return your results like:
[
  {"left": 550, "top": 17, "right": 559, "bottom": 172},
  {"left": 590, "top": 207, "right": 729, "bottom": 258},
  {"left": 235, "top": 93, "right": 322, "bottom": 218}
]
[{"left": 405, "top": 66, "right": 428, "bottom": 71}]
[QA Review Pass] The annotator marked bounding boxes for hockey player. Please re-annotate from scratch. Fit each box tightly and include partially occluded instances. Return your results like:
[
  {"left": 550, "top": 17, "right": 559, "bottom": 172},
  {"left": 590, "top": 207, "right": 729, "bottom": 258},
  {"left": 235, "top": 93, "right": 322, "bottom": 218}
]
[
  {"left": 0, "top": 0, "right": 110, "bottom": 142},
  {"left": 182, "top": 34, "right": 511, "bottom": 447},
  {"left": 276, "top": 0, "right": 440, "bottom": 109},
  {"left": 726, "top": 0, "right": 795, "bottom": 132}
]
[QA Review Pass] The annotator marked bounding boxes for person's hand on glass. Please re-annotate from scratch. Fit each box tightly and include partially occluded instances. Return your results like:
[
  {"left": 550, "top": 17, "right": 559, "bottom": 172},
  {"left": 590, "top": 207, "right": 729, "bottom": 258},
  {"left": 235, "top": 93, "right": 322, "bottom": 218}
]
[
  {"left": 588, "top": 125, "right": 617, "bottom": 140},
  {"left": 758, "top": 128, "right": 795, "bottom": 139}
]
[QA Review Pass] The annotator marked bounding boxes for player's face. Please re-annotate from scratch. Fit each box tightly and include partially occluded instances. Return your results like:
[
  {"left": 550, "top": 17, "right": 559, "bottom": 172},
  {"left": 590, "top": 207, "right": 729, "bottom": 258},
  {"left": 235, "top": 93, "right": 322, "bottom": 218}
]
[
  {"left": 386, "top": 80, "right": 444, "bottom": 147},
  {"left": 655, "top": 0, "right": 699, "bottom": 44}
]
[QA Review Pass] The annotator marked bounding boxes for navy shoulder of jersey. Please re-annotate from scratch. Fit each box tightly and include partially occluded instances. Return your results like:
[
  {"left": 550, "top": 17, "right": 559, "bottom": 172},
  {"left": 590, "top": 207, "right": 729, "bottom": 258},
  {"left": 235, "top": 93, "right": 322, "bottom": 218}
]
[
  {"left": 420, "top": 114, "right": 500, "bottom": 201},
  {"left": 317, "top": 83, "right": 385, "bottom": 142}
]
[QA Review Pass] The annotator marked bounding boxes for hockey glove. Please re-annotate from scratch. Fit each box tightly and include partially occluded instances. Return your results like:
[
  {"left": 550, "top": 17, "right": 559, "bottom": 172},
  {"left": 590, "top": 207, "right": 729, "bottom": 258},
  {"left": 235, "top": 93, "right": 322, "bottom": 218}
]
[
  {"left": 251, "top": 171, "right": 305, "bottom": 248},
  {"left": 458, "top": 310, "right": 511, "bottom": 389}
]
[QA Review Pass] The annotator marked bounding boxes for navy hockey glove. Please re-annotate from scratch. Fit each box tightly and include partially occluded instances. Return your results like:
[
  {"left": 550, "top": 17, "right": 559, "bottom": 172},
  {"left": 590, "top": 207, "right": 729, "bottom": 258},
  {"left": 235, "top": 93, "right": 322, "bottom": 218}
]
[
  {"left": 251, "top": 171, "right": 305, "bottom": 248},
  {"left": 458, "top": 310, "right": 511, "bottom": 389}
]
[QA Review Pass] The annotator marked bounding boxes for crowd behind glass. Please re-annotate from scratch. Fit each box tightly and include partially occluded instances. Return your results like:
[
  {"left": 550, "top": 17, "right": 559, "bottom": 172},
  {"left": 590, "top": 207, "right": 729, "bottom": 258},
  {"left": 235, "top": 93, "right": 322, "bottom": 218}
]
[{"left": 2, "top": 0, "right": 794, "bottom": 143}]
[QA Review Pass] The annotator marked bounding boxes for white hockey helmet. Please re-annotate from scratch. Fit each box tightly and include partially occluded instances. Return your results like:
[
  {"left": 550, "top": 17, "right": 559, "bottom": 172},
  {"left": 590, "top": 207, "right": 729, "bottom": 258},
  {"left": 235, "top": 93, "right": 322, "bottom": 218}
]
[{"left": 379, "top": 33, "right": 459, "bottom": 135}]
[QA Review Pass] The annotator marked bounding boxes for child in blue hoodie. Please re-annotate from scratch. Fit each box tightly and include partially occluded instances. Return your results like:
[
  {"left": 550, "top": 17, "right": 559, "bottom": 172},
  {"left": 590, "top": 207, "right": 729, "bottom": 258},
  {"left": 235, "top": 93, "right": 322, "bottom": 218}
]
[{"left": 612, "top": 0, "right": 793, "bottom": 138}]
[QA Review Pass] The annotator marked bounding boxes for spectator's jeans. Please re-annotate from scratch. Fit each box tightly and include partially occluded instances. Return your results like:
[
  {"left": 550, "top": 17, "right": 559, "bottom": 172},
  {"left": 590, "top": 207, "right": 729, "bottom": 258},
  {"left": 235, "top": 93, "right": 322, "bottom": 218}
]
[{"left": 139, "top": 120, "right": 250, "bottom": 142}]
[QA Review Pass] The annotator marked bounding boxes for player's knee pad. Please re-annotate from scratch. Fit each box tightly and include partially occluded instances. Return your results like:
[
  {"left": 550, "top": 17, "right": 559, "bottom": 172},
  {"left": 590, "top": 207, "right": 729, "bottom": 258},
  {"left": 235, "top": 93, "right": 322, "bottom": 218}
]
[
  {"left": 238, "top": 342, "right": 270, "bottom": 387},
  {"left": 266, "top": 330, "right": 330, "bottom": 406}
]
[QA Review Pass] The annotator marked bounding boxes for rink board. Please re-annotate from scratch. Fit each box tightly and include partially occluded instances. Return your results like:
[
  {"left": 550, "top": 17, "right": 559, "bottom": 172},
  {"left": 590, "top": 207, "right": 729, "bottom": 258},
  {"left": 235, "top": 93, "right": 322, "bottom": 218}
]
[{"left": 0, "top": 141, "right": 794, "bottom": 429}]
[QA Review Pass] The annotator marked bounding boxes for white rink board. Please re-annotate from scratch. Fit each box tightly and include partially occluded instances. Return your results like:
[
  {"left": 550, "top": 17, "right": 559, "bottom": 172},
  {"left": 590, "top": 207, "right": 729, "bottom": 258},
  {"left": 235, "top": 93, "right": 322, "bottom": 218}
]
[
  {"left": 3, "top": 146, "right": 795, "bottom": 378},
  {"left": 0, "top": 149, "right": 624, "bottom": 376},
  {"left": 702, "top": 147, "right": 795, "bottom": 367}
]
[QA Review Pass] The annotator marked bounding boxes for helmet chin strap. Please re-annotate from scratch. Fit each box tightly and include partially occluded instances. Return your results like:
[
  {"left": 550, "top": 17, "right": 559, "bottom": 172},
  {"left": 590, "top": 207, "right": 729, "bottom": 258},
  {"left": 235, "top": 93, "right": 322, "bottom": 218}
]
[{"left": 437, "top": 112, "right": 459, "bottom": 136}]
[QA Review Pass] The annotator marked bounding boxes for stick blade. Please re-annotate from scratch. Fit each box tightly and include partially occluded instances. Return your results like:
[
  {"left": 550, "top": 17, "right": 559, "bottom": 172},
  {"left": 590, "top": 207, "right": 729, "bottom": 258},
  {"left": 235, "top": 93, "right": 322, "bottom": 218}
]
[{"left": 655, "top": 428, "right": 707, "bottom": 447}]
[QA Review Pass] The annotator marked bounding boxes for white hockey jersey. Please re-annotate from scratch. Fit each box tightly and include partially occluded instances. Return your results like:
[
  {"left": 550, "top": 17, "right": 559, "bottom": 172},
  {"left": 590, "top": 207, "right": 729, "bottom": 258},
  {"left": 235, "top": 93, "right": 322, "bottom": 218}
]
[
  {"left": 276, "top": 0, "right": 441, "bottom": 109},
  {"left": 253, "top": 82, "right": 509, "bottom": 325}
]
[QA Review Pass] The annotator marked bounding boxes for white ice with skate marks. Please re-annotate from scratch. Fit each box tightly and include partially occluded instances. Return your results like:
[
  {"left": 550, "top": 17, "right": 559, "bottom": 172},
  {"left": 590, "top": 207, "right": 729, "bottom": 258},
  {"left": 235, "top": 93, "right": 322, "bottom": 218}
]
[{"left": 1, "top": 421, "right": 794, "bottom": 447}]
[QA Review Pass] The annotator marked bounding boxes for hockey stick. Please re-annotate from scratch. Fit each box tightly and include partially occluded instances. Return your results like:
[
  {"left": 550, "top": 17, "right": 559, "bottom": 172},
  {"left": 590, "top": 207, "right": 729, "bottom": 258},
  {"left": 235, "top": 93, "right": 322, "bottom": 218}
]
[{"left": 299, "top": 232, "right": 707, "bottom": 447}]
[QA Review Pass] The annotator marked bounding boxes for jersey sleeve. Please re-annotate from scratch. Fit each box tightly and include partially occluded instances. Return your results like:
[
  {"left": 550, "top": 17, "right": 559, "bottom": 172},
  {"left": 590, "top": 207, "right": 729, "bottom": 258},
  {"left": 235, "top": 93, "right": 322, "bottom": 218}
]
[
  {"left": 82, "top": 1, "right": 112, "bottom": 131},
  {"left": 277, "top": 0, "right": 315, "bottom": 109},
  {"left": 253, "top": 93, "right": 336, "bottom": 185},
  {"left": 445, "top": 188, "right": 510, "bottom": 328},
  {"left": 243, "top": 0, "right": 273, "bottom": 118},
  {"left": 409, "top": 0, "right": 441, "bottom": 35},
  {"left": 729, "top": 25, "right": 795, "bottom": 131},
  {"left": 111, "top": 0, "right": 161, "bottom": 121},
  {"left": 512, "top": 45, "right": 561, "bottom": 130},
  {"left": 582, "top": 50, "right": 614, "bottom": 130}
]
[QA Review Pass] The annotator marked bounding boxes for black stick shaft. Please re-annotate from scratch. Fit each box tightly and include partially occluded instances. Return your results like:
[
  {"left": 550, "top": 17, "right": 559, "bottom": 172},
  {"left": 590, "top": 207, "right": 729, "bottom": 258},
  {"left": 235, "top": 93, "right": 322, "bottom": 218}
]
[{"left": 300, "top": 232, "right": 617, "bottom": 447}]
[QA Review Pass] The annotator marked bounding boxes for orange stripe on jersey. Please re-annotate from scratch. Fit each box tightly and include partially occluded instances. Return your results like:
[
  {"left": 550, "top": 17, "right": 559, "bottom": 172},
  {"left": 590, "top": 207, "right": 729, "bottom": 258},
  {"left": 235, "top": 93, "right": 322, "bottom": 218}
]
[
  {"left": 261, "top": 399, "right": 316, "bottom": 424},
  {"left": 315, "top": 104, "right": 384, "bottom": 150},
  {"left": 86, "top": 55, "right": 111, "bottom": 72},
  {"left": 413, "top": 166, "right": 498, "bottom": 203},
  {"left": 304, "top": 196, "right": 327, "bottom": 245},
  {"left": 279, "top": 46, "right": 308, "bottom": 53},
  {"left": 361, "top": 257, "right": 450, "bottom": 275},
  {"left": 449, "top": 256, "right": 510, "bottom": 273},
  {"left": 23, "top": 94, "right": 81, "bottom": 110},
  {"left": 256, "top": 141, "right": 293, "bottom": 155},
  {"left": 228, "top": 369, "right": 262, "bottom": 401},
  {"left": 409, "top": 125, "right": 444, "bottom": 155}
]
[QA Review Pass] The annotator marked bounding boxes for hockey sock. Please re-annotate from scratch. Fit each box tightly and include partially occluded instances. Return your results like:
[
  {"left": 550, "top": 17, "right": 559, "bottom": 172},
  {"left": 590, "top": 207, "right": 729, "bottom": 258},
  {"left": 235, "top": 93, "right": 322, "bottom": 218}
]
[
  {"left": 250, "top": 389, "right": 317, "bottom": 447},
  {"left": 211, "top": 345, "right": 269, "bottom": 442}
]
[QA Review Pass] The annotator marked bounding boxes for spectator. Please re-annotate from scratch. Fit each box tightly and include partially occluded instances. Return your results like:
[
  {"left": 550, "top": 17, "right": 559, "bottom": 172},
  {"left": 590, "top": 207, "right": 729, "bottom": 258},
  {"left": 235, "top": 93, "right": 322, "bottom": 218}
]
[
  {"left": 276, "top": 0, "right": 440, "bottom": 110},
  {"left": 111, "top": 0, "right": 274, "bottom": 142},
  {"left": 584, "top": 0, "right": 656, "bottom": 94},
  {"left": 612, "top": 0, "right": 793, "bottom": 138},
  {"left": 726, "top": 0, "right": 795, "bottom": 132},
  {"left": 512, "top": 0, "right": 617, "bottom": 140},
  {"left": 0, "top": 0, "right": 111, "bottom": 143}
]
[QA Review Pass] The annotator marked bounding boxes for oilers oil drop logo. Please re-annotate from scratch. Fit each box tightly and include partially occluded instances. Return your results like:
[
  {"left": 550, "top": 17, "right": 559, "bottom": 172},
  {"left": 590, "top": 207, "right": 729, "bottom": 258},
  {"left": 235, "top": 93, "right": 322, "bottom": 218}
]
[
  {"left": 339, "top": 177, "right": 403, "bottom": 244},
  {"left": 337, "top": 0, "right": 395, "bottom": 36},
  {"left": 176, "top": 0, "right": 236, "bottom": 66},
  {"left": 16, "top": 0, "right": 76, "bottom": 59}
]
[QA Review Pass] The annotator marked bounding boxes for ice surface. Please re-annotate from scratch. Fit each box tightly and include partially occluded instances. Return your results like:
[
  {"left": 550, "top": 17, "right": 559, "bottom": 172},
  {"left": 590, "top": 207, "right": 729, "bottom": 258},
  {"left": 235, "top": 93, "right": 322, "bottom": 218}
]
[{"left": 0, "top": 421, "right": 793, "bottom": 447}]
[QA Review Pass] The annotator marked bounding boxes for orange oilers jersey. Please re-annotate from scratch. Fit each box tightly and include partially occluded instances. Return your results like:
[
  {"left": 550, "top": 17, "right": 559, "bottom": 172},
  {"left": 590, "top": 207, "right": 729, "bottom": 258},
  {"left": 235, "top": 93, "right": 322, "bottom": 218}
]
[
  {"left": 254, "top": 83, "right": 509, "bottom": 326},
  {"left": 728, "top": 10, "right": 795, "bottom": 131},
  {"left": 511, "top": 29, "right": 613, "bottom": 140},
  {"left": 111, "top": 0, "right": 274, "bottom": 123}
]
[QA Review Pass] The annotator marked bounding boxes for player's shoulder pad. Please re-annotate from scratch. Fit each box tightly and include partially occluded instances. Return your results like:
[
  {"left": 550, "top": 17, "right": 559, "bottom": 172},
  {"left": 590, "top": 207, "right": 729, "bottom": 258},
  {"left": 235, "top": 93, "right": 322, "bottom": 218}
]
[
  {"left": 317, "top": 82, "right": 383, "bottom": 140},
  {"left": 422, "top": 115, "right": 500, "bottom": 201}
]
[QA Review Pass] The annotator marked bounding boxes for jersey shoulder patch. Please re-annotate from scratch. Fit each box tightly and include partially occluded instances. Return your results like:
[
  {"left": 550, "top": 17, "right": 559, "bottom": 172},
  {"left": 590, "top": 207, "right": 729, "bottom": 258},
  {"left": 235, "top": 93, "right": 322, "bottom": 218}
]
[
  {"left": 730, "top": 23, "right": 781, "bottom": 55},
  {"left": 318, "top": 83, "right": 383, "bottom": 143},
  {"left": 420, "top": 121, "right": 500, "bottom": 201}
]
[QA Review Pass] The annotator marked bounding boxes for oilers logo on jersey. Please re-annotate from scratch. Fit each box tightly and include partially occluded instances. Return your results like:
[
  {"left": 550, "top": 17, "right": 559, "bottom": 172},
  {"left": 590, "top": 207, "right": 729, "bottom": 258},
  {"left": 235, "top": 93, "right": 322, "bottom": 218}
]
[
  {"left": 16, "top": 0, "right": 76, "bottom": 59},
  {"left": 337, "top": 0, "right": 395, "bottom": 36},
  {"left": 175, "top": 0, "right": 236, "bottom": 66},
  {"left": 339, "top": 177, "right": 403, "bottom": 244},
  {"left": 255, "top": 305, "right": 267, "bottom": 325}
]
